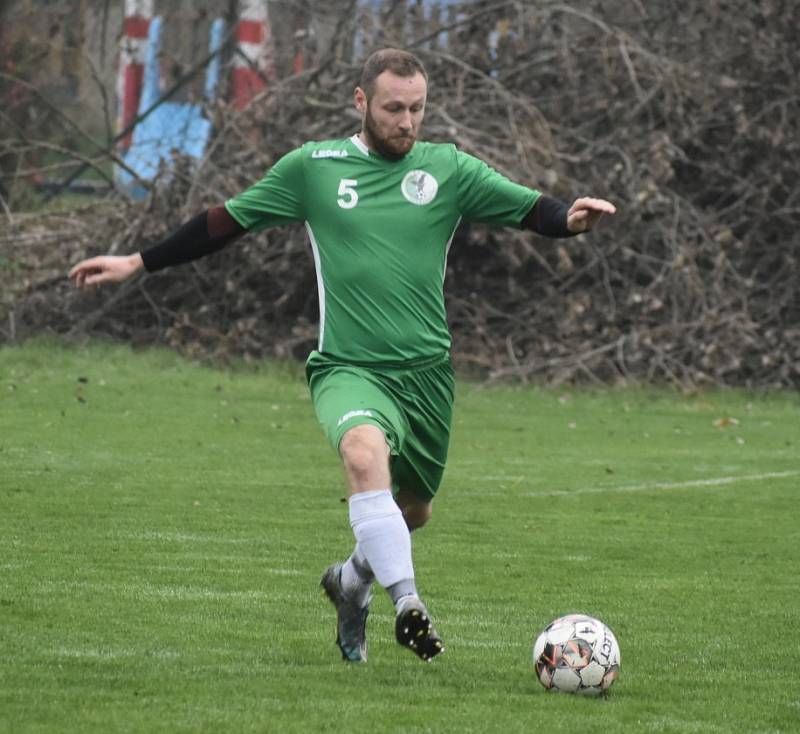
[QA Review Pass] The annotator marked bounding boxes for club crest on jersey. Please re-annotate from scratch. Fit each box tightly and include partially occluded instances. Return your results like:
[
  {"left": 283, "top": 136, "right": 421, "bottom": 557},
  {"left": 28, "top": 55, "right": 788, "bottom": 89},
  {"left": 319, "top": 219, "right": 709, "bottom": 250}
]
[{"left": 401, "top": 170, "right": 438, "bottom": 205}]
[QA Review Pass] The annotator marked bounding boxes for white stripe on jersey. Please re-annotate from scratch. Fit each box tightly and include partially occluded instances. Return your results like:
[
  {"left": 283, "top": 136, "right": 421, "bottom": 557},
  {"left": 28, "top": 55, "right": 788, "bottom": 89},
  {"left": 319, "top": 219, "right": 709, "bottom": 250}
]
[
  {"left": 305, "top": 223, "right": 326, "bottom": 351},
  {"left": 350, "top": 134, "right": 370, "bottom": 156},
  {"left": 443, "top": 216, "right": 462, "bottom": 283}
]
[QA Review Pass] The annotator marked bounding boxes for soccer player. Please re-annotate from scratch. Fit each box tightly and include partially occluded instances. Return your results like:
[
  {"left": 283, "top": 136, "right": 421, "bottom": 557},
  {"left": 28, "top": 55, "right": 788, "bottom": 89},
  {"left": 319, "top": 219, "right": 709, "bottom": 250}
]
[{"left": 69, "top": 48, "right": 615, "bottom": 663}]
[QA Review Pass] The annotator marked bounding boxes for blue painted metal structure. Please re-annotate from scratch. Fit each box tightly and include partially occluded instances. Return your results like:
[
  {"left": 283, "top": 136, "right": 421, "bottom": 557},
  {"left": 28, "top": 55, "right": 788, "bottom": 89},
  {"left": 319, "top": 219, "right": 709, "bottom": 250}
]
[{"left": 117, "top": 16, "right": 225, "bottom": 197}]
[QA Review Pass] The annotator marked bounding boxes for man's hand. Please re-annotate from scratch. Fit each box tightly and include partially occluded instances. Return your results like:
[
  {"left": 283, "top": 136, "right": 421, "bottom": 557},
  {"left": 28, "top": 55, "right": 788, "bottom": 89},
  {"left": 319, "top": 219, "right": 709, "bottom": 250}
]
[
  {"left": 68, "top": 253, "right": 144, "bottom": 288},
  {"left": 566, "top": 197, "right": 616, "bottom": 233}
]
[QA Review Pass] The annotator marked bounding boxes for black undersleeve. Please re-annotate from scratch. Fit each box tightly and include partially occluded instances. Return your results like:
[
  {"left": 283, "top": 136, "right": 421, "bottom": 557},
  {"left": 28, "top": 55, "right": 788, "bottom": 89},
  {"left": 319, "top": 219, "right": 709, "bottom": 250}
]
[
  {"left": 140, "top": 209, "right": 245, "bottom": 272},
  {"left": 522, "top": 195, "right": 575, "bottom": 238}
]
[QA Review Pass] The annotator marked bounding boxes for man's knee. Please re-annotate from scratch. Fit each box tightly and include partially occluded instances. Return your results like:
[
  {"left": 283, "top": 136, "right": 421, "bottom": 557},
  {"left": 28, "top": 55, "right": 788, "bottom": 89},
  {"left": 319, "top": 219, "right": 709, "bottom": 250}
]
[
  {"left": 339, "top": 424, "right": 390, "bottom": 489},
  {"left": 396, "top": 489, "right": 433, "bottom": 530},
  {"left": 403, "top": 502, "right": 432, "bottom": 530}
]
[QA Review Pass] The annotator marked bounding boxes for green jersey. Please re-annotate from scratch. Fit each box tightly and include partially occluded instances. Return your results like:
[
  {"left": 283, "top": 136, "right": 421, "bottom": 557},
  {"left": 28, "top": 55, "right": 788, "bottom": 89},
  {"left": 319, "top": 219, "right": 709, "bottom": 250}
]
[{"left": 225, "top": 135, "right": 540, "bottom": 364}]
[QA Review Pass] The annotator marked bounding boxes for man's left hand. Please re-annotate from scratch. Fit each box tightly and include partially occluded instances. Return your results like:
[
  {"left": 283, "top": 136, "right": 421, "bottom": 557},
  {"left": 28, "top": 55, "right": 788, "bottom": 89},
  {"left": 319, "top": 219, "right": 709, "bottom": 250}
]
[{"left": 566, "top": 197, "right": 617, "bottom": 233}]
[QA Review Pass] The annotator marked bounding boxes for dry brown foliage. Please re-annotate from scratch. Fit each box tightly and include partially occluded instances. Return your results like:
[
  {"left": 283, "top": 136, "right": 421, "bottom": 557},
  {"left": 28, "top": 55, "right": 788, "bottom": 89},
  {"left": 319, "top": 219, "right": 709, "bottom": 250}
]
[{"left": 2, "top": 1, "right": 798, "bottom": 387}]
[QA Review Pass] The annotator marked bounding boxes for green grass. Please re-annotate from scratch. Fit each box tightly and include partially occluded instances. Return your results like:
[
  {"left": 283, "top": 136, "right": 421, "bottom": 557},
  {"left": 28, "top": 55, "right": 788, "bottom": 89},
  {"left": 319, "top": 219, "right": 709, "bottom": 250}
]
[{"left": 1, "top": 341, "right": 799, "bottom": 733}]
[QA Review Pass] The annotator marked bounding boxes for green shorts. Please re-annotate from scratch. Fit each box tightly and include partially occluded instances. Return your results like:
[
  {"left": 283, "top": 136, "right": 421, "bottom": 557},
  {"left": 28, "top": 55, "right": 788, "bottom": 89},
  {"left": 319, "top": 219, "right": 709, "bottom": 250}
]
[{"left": 306, "top": 351, "right": 455, "bottom": 500}]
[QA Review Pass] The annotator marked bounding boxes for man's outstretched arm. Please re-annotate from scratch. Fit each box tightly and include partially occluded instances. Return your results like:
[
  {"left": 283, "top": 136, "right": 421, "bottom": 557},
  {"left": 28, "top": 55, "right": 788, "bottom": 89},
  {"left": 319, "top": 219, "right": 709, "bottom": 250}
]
[
  {"left": 523, "top": 195, "right": 616, "bottom": 237},
  {"left": 68, "top": 205, "right": 246, "bottom": 288}
]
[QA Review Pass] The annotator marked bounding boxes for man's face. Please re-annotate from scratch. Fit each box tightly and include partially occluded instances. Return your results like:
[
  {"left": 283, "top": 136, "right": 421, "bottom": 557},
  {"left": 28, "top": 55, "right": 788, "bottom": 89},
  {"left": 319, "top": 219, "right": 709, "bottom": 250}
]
[{"left": 355, "top": 71, "right": 427, "bottom": 160}]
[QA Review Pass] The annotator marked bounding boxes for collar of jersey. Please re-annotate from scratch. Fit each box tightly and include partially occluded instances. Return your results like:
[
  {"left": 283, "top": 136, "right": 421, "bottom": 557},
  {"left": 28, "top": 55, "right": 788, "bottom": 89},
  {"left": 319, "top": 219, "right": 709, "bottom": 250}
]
[
  {"left": 350, "top": 134, "right": 369, "bottom": 156},
  {"left": 348, "top": 134, "right": 418, "bottom": 164}
]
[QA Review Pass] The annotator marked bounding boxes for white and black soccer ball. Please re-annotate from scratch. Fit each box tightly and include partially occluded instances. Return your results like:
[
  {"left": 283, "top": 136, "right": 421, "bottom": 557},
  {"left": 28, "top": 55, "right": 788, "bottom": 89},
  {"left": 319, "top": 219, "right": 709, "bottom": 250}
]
[{"left": 532, "top": 614, "right": 620, "bottom": 696}]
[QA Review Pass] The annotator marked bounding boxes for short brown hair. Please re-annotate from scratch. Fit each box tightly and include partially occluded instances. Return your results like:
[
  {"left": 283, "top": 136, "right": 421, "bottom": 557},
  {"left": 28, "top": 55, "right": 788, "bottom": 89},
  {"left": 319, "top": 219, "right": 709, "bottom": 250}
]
[{"left": 359, "top": 48, "right": 428, "bottom": 98}]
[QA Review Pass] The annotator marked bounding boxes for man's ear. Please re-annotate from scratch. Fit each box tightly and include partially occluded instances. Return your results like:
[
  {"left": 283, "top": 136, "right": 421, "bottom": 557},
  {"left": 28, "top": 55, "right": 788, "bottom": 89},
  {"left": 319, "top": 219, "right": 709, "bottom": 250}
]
[{"left": 354, "top": 86, "right": 367, "bottom": 114}]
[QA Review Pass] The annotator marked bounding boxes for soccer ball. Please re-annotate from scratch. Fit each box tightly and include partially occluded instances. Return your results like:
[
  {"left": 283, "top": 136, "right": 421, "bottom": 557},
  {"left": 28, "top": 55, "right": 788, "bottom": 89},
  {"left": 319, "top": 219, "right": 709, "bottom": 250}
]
[{"left": 532, "top": 614, "right": 620, "bottom": 696}]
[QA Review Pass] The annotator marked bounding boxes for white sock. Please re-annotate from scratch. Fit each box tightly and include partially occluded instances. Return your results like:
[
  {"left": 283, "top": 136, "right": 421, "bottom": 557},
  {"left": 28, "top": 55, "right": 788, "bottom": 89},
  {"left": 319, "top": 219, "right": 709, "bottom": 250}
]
[
  {"left": 348, "top": 489, "right": 414, "bottom": 589},
  {"left": 340, "top": 544, "right": 374, "bottom": 608}
]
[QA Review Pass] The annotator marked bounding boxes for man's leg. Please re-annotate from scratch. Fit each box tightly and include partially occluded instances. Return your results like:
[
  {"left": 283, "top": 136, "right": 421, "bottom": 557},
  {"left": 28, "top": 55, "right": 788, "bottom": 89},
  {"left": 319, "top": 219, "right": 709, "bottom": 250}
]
[
  {"left": 320, "top": 422, "right": 389, "bottom": 662},
  {"left": 332, "top": 487, "right": 432, "bottom": 657},
  {"left": 395, "top": 487, "right": 433, "bottom": 531},
  {"left": 339, "top": 425, "right": 419, "bottom": 607},
  {"left": 310, "top": 363, "right": 412, "bottom": 662},
  {"left": 321, "top": 423, "right": 406, "bottom": 661},
  {"left": 385, "top": 487, "right": 444, "bottom": 661},
  {"left": 329, "top": 424, "right": 443, "bottom": 661},
  {"left": 338, "top": 487, "right": 432, "bottom": 612}
]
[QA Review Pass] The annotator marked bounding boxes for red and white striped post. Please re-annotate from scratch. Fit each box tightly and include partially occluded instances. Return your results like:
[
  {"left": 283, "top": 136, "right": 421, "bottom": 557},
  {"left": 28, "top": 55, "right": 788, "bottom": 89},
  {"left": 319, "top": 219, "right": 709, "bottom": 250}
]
[
  {"left": 117, "top": 0, "right": 153, "bottom": 150},
  {"left": 232, "top": 0, "right": 275, "bottom": 110},
  {"left": 292, "top": 28, "right": 306, "bottom": 76}
]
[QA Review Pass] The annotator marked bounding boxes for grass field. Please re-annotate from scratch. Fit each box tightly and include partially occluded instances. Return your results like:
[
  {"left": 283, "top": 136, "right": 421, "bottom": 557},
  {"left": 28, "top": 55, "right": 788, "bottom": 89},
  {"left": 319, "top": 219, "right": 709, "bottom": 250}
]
[{"left": 2, "top": 341, "right": 799, "bottom": 733}]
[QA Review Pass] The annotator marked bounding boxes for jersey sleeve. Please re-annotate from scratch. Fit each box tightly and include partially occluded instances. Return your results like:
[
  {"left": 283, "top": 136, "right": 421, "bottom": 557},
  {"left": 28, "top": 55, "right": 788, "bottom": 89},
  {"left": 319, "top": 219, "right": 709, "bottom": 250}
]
[
  {"left": 224, "top": 147, "right": 306, "bottom": 231},
  {"left": 455, "top": 149, "right": 541, "bottom": 227}
]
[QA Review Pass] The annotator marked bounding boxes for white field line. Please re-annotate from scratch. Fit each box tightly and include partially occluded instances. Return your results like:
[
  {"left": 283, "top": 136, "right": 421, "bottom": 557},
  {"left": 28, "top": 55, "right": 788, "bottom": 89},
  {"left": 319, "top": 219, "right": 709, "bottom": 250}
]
[
  {"left": 119, "top": 531, "right": 259, "bottom": 544},
  {"left": 54, "top": 646, "right": 179, "bottom": 660},
  {"left": 522, "top": 469, "right": 800, "bottom": 498}
]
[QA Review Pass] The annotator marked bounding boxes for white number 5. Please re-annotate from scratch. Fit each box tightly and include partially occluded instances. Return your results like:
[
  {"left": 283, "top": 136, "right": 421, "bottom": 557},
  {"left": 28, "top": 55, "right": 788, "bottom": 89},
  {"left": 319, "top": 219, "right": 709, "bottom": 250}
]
[{"left": 337, "top": 178, "right": 358, "bottom": 209}]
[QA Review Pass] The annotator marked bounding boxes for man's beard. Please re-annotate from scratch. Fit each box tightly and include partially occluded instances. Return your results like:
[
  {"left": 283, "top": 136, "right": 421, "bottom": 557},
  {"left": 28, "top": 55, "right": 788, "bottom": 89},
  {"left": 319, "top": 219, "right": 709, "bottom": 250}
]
[{"left": 363, "top": 105, "right": 416, "bottom": 161}]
